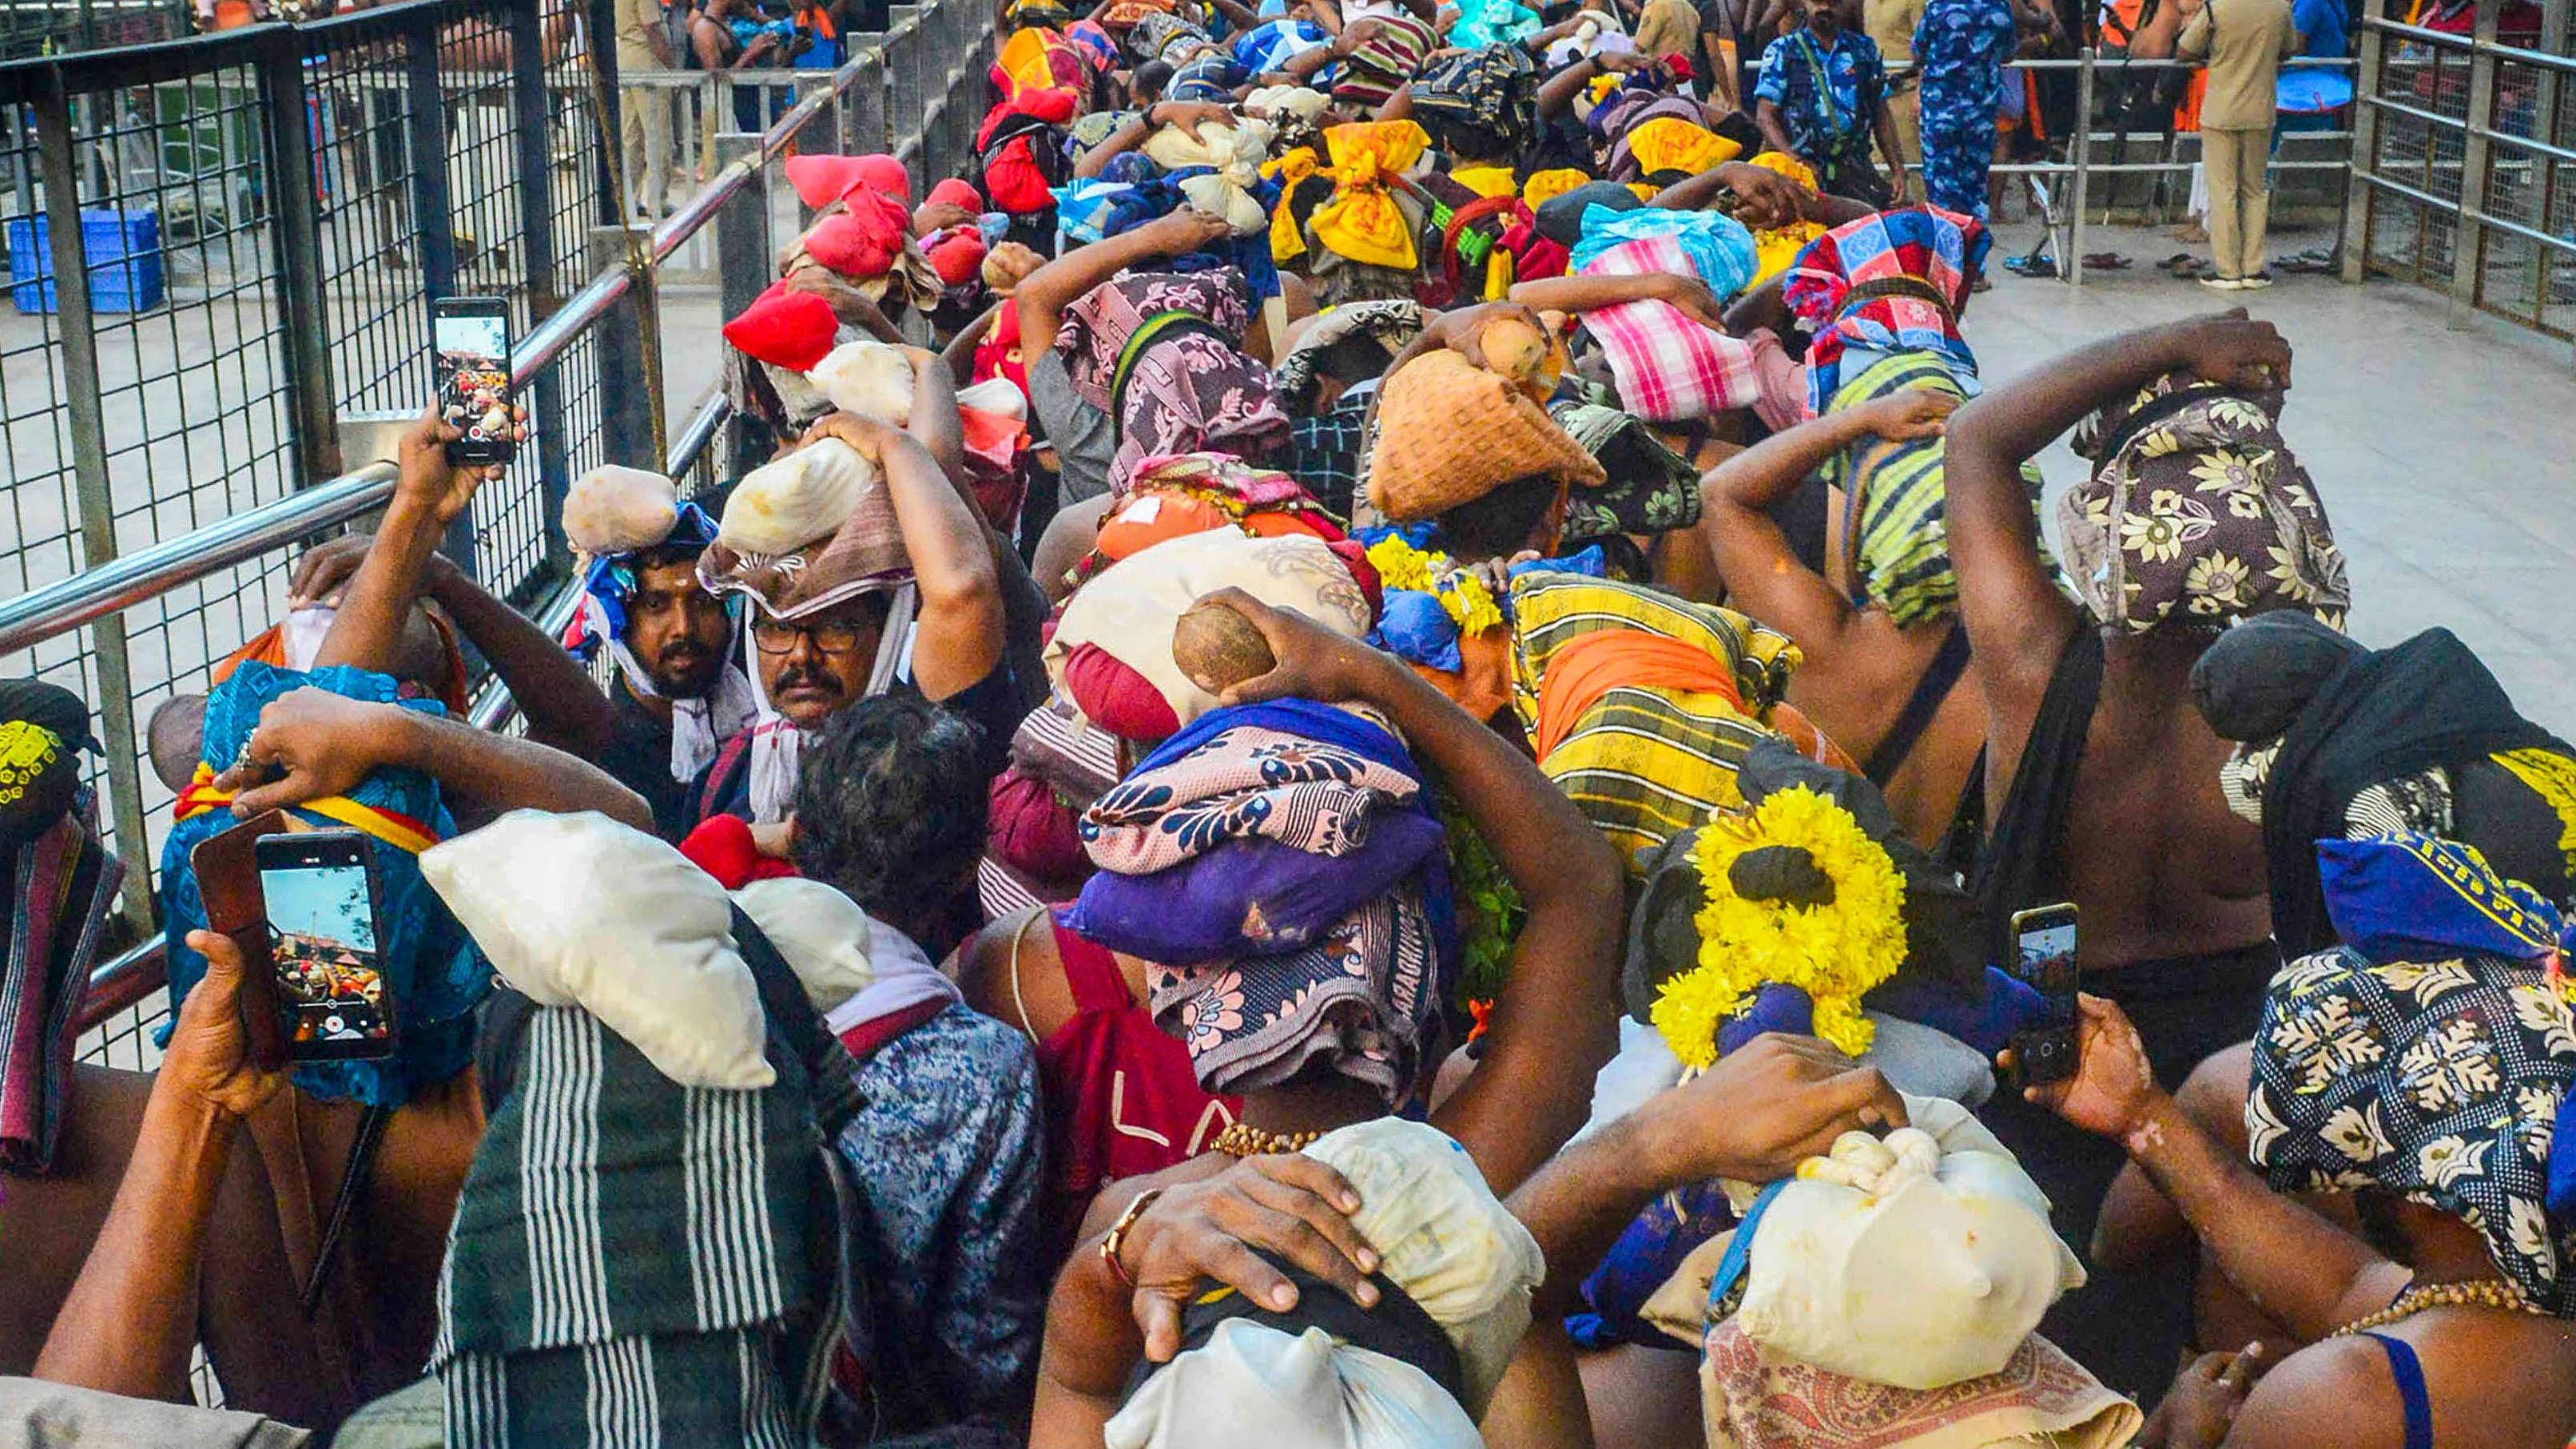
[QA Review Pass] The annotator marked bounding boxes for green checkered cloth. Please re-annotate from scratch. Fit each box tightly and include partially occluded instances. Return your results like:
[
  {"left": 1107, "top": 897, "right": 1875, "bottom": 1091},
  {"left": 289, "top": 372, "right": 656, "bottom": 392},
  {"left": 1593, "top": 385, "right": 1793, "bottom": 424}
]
[{"left": 431, "top": 1006, "right": 834, "bottom": 1447}]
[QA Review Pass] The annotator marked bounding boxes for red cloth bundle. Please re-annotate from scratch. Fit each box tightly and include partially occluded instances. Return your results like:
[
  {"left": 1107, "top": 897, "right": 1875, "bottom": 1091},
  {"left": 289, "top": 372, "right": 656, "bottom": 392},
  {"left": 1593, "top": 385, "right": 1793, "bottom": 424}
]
[{"left": 723, "top": 281, "right": 840, "bottom": 372}]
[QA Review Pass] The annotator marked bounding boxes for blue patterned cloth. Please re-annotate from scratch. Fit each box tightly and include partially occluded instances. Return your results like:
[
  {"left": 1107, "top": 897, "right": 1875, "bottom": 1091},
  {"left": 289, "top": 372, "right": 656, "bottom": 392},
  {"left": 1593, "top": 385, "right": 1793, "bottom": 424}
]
[
  {"left": 1232, "top": 17, "right": 1325, "bottom": 73},
  {"left": 1754, "top": 26, "right": 1890, "bottom": 200},
  {"left": 837, "top": 1003, "right": 1048, "bottom": 1433},
  {"left": 2319, "top": 832, "right": 2572, "bottom": 968},
  {"left": 1568, "top": 204, "right": 1761, "bottom": 296},
  {"left": 158, "top": 661, "right": 485, "bottom": 1106},
  {"left": 1913, "top": 0, "right": 2017, "bottom": 218},
  {"left": 1169, "top": 48, "right": 1248, "bottom": 101}
]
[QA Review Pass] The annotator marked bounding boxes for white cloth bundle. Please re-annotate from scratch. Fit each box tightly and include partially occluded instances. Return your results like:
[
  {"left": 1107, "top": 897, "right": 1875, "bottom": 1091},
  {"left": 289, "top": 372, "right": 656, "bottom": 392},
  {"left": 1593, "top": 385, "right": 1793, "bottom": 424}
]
[
  {"left": 1717, "top": 1095, "right": 2084, "bottom": 1390},
  {"left": 805, "top": 339, "right": 916, "bottom": 425},
  {"left": 1142, "top": 118, "right": 1278, "bottom": 236},
  {"left": 563, "top": 465, "right": 682, "bottom": 556},
  {"left": 1302, "top": 1118, "right": 1544, "bottom": 1417},
  {"left": 1104, "top": 1320, "right": 1482, "bottom": 1449},
  {"left": 421, "top": 811, "right": 773, "bottom": 1090},
  {"left": 718, "top": 436, "right": 881, "bottom": 558}
]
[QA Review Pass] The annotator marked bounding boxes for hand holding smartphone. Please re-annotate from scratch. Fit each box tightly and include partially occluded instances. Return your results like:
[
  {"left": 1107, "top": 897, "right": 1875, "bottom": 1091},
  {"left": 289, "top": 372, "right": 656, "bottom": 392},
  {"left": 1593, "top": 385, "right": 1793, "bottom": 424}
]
[
  {"left": 189, "top": 817, "right": 400, "bottom": 1066},
  {"left": 432, "top": 296, "right": 516, "bottom": 466},
  {"left": 2006, "top": 902, "right": 2079, "bottom": 1090}
]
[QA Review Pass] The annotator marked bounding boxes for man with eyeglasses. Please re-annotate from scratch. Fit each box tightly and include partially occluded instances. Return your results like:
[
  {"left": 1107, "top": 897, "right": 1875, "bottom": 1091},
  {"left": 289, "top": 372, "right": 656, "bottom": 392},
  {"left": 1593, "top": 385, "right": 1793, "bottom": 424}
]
[{"left": 690, "top": 408, "right": 1027, "bottom": 829}]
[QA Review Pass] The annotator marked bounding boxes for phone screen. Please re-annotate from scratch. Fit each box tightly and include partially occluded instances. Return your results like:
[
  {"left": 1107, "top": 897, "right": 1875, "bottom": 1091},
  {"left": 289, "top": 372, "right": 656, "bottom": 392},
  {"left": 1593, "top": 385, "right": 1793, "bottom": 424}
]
[
  {"left": 258, "top": 840, "right": 395, "bottom": 1055},
  {"left": 434, "top": 300, "right": 514, "bottom": 462},
  {"left": 2009, "top": 904, "right": 2079, "bottom": 1085}
]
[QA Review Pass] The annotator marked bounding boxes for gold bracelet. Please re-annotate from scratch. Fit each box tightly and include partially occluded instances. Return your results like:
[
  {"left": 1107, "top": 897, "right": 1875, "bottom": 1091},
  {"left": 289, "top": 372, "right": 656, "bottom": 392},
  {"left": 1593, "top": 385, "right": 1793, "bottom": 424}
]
[{"left": 1099, "top": 1186, "right": 1165, "bottom": 1289}]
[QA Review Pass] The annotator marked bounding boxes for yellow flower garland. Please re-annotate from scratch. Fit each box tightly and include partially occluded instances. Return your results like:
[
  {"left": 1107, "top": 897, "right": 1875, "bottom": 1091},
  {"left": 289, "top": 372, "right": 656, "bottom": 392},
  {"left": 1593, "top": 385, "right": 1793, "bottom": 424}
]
[
  {"left": 1363, "top": 534, "right": 1504, "bottom": 637},
  {"left": 1650, "top": 785, "right": 1909, "bottom": 1066}
]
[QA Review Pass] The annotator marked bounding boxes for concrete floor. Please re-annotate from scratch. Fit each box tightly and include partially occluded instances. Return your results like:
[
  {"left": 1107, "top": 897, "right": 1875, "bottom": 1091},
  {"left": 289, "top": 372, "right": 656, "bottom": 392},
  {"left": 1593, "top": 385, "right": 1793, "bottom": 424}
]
[{"left": 1963, "top": 218, "right": 2576, "bottom": 728}]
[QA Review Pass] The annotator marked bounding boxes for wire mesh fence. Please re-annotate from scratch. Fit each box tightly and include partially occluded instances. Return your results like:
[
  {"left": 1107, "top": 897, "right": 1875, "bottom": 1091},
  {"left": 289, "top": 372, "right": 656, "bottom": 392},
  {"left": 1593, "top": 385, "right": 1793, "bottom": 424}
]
[{"left": 2351, "top": 7, "right": 2576, "bottom": 342}]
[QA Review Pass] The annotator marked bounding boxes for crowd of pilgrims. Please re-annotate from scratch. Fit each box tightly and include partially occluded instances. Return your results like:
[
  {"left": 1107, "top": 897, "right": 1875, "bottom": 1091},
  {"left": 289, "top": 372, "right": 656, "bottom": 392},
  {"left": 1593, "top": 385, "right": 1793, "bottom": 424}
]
[{"left": 1, "top": 0, "right": 2574, "bottom": 1443}]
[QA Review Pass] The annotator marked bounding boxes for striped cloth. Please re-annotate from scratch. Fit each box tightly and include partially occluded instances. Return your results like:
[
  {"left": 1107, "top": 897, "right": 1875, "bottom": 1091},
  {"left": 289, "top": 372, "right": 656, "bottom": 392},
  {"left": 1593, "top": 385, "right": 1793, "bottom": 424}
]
[
  {"left": 0, "top": 809, "right": 121, "bottom": 1174},
  {"left": 1509, "top": 574, "right": 1850, "bottom": 875},
  {"left": 1822, "top": 351, "right": 2049, "bottom": 629},
  {"left": 1576, "top": 236, "right": 1763, "bottom": 424},
  {"left": 432, "top": 1006, "right": 835, "bottom": 1447}
]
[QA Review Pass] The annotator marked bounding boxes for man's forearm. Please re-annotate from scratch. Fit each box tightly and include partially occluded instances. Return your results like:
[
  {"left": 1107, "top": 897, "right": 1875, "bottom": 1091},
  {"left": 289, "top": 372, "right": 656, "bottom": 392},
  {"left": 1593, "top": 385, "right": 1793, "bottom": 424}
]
[
  {"left": 394, "top": 708, "right": 654, "bottom": 832},
  {"left": 1704, "top": 410, "right": 1871, "bottom": 510},
  {"left": 33, "top": 1090, "right": 230, "bottom": 1400},
  {"left": 426, "top": 564, "right": 614, "bottom": 756},
  {"left": 1028, "top": 1246, "right": 1136, "bottom": 1448},
  {"left": 1506, "top": 1115, "right": 1672, "bottom": 1317},
  {"left": 2122, "top": 1094, "right": 2388, "bottom": 1340},
  {"left": 315, "top": 498, "right": 443, "bottom": 677}
]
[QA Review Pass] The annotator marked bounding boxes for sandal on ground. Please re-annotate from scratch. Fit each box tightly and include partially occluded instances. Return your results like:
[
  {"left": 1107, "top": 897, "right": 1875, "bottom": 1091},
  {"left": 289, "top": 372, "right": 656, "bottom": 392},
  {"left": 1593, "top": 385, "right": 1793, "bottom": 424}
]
[{"left": 2081, "top": 252, "right": 2133, "bottom": 270}]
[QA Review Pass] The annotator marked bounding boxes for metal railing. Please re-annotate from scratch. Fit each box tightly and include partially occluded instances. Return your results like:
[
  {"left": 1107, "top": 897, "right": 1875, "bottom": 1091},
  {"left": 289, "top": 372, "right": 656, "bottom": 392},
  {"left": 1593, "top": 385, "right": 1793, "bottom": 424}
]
[
  {"left": 1978, "top": 50, "right": 2356, "bottom": 287},
  {"left": 0, "top": 0, "right": 991, "bottom": 1063},
  {"left": 2341, "top": 0, "right": 2576, "bottom": 348}
]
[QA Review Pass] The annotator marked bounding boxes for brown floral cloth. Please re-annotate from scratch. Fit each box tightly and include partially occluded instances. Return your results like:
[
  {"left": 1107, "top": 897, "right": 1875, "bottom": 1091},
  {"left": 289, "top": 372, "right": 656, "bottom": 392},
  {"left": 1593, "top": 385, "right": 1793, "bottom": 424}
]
[
  {"left": 1054, "top": 269, "right": 1291, "bottom": 494},
  {"left": 2059, "top": 372, "right": 2348, "bottom": 635},
  {"left": 1550, "top": 401, "right": 1703, "bottom": 542}
]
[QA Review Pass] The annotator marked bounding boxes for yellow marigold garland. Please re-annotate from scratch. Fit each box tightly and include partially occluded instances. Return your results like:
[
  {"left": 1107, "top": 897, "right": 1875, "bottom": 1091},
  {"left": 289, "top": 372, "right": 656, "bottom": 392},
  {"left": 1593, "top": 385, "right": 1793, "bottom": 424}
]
[
  {"left": 1362, "top": 534, "right": 1503, "bottom": 636},
  {"left": 1649, "top": 785, "right": 1909, "bottom": 1066}
]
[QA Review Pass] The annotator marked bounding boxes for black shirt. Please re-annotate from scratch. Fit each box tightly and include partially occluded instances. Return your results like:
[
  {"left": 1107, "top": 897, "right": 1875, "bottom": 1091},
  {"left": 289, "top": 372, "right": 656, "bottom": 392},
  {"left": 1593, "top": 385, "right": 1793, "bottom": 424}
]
[{"left": 596, "top": 672, "right": 700, "bottom": 843}]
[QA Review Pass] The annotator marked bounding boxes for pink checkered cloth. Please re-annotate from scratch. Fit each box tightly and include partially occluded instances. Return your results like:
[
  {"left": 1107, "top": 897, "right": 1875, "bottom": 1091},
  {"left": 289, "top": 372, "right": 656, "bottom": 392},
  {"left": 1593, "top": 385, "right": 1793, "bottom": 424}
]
[{"left": 1578, "top": 236, "right": 1806, "bottom": 430}]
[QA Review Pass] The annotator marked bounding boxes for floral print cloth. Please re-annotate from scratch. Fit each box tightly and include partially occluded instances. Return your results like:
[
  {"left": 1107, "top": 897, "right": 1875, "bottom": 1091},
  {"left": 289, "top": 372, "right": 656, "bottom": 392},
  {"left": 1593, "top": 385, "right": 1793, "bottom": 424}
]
[
  {"left": 2060, "top": 371, "right": 2349, "bottom": 635},
  {"left": 1147, "top": 879, "right": 1443, "bottom": 1103},
  {"left": 1080, "top": 701, "right": 1426, "bottom": 874},
  {"left": 1054, "top": 269, "right": 1290, "bottom": 494},
  {"left": 2246, "top": 836, "right": 2576, "bottom": 1315}
]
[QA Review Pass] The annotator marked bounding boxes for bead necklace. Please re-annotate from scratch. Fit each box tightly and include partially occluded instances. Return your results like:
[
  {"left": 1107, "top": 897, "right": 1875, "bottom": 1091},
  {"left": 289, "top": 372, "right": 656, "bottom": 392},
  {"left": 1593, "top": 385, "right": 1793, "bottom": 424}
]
[
  {"left": 1210, "top": 1121, "right": 1325, "bottom": 1158},
  {"left": 2332, "top": 1277, "right": 2549, "bottom": 1337}
]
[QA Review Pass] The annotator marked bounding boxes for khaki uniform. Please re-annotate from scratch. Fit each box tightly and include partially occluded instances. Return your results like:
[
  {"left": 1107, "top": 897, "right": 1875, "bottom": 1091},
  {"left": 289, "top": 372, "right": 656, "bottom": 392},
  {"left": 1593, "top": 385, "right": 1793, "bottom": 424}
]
[
  {"left": 2180, "top": 0, "right": 2296, "bottom": 278},
  {"left": 615, "top": 0, "right": 676, "bottom": 217}
]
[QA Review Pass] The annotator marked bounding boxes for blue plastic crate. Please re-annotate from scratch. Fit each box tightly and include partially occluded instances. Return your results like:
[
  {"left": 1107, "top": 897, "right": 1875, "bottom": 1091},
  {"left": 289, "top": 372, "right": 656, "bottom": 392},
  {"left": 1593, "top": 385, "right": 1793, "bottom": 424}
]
[{"left": 6, "top": 208, "right": 165, "bottom": 314}]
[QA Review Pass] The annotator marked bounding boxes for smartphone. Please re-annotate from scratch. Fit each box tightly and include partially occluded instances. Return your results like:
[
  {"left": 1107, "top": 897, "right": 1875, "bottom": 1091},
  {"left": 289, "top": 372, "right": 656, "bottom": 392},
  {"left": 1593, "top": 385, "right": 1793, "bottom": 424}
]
[
  {"left": 2006, "top": 902, "right": 2080, "bottom": 1088},
  {"left": 254, "top": 828, "right": 399, "bottom": 1061},
  {"left": 432, "top": 295, "right": 515, "bottom": 466}
]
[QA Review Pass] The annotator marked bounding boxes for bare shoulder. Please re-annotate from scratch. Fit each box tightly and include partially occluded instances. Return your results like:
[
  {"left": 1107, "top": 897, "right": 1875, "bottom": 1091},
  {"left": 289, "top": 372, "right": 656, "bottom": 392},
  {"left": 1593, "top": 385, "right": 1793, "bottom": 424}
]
[
  {"left": 2226, "top": 1337, "right": 2407, "bottom": 1449},
  {"left": 957, "top": 905, "right": 1061, "bottom": 1040}
]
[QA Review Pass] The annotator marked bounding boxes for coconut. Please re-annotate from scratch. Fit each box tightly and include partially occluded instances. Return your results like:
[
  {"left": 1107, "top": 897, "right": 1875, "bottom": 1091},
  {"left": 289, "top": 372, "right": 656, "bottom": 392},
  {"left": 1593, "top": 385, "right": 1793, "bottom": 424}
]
[{"left": 1171, "top": 600, "right": 1277, "bottom": 696}]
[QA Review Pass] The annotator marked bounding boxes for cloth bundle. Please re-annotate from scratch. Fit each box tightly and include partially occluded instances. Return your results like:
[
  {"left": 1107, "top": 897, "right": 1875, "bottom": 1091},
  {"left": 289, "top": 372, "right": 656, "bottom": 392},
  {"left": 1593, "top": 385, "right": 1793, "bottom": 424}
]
[
  {"left": 1574, "top": 229, "right": 1792, "bottom": 426},
  {"left": 1329, "top": 14, "right": 1437, "bottom": 108},
  {"left": 1047, "top": 529, "right": 1374, "bottom": 741},
  {"left": 1549, "top": 401, "right": 1702, "bottom": 542},
  {"left": 1823, "top": 352, "right": 2049, "bottom": 628},
  {"left": 1691, "top": 1096, "right": 2085, "bottom": 1390},
  {"left": 1509, "top": 574, "right": 1851, "bottom": 875},
  {"left": 1055, "top": 269, "right": 1290, "bottom": 495},
  {"left": 1107, "top": 1120, "right": 1541, "bottom": 1447},
  {"left": 1089, "top": 452, "right": 1348, "bottom": 570},
  {"left": 980, "top": 692, "right": 1128, "bottom": 916},
  {"left": 2061, "top": 371, "right": 2349, "bottom": 636},
  {"left": 1068, "top": 699, "right": 1455, "bottom": 1105},
  {"left": 1785, "top": 204, "right": 1987, "bottom": 416}
]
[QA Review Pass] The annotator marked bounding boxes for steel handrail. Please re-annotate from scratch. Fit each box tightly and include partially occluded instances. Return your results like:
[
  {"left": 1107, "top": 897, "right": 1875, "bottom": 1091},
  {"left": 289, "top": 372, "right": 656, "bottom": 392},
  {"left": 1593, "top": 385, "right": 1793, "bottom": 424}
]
[{"left": 6, "top": 33, "right": 889, "bottom": 664}]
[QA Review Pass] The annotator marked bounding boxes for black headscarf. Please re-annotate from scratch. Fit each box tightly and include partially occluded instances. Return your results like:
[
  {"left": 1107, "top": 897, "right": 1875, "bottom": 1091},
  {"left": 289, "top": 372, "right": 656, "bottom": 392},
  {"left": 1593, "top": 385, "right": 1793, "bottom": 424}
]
[
  {"left": 2190, "top": 611, "right": 2369, "bottom": 744},
  {"left": 0, "top": 680, "right": 96, "bottom": 843},
  {"left": 2261, "top": 628, "right": 2564, "bottom": 959}
]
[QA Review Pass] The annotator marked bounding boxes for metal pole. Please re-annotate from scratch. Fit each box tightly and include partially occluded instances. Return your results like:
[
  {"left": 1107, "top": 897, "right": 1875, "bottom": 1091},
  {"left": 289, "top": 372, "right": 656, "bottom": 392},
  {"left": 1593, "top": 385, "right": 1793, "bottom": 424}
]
[
  {"left": 713, "top": 129, "right": 771, "bottom": 472},
  {"left": 847, "top": 45, "right": 888, "bottom": 154},
  {"left": 2341, "top": 0, "right": 2392, "bottom": 282},
  {"left": 2447, "top": 0, "right": 2500, "bottom": 326},
  {"left": 400, "top": 18, "right": 472, "bottom": 575},
  {"left": 257, "top": 28, "right": 344, "bottom": 484},
  {"left": 590, "top": 224, "right": 666, "bottom": 470},
  {"left": 508, "top": 1, "right": 574, "bottom": 571},
  {"left": 34, "top": 77, "right": 153, "bottom": 933},
  {"left": 2069, "top": 48, "right": 2097, "bottom": 288},
  {"left": 589, "top": 0, "right": 627, "bottom": 225}
]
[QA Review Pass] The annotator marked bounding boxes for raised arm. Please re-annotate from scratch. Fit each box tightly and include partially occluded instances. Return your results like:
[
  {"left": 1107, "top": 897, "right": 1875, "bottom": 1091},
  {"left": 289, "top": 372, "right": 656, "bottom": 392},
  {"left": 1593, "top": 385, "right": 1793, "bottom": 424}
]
[
  {"left": 33, "top": 930, "right": 284, "bottom": 1401},
  {"left": 1014, "top": 208, "right": 1237, "bottom": 358},
  {"left": 802, "top": 411, "right": 1004, "bottom": 700},
  {"left": 1507, "top": 1035, "right": 1905, "bottom": 1316},
  {"left": 213, "top": 687, "right": 653, "bottom": 832},
  {"left": 942, "top": 300, "right": 1001, "bottom": 385},
  {"left": 1648, "top": 159, "right": 1815, "bottom": 226},
  {"left": 1203, "top": 590, "right": 1624, "bottom": 1197},
  {"left": 288, "top": 531, "right": 614, "bottom": 756},
  {"left": 2023, "top": 994, "right": 2405, "bottom": 1343},
  {"left": 1943, "top": 312, "right": 2288, "bottom": 705},
  {"left": 313, "top": 410, "right": 497, "bottom": 677},
  {"left": 1507, "top": 270, "right": 1732, "bottom": 329},
  {"left": 1696, "top": 390, "right": 1954, "bottom": 649}
]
